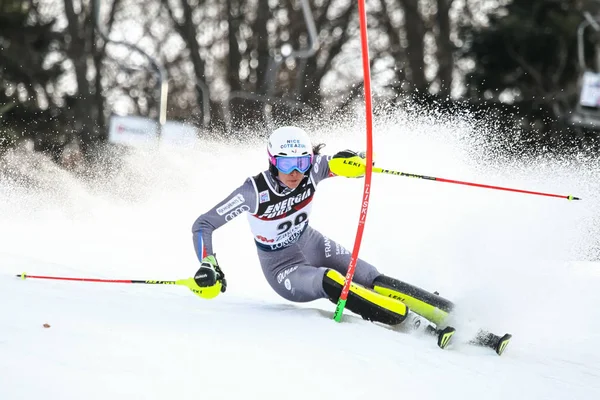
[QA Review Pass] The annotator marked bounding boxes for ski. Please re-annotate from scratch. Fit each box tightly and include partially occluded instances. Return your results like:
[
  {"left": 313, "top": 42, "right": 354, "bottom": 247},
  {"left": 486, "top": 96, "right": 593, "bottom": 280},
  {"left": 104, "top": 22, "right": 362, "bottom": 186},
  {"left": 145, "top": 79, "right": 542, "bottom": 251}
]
[
  {"left": 425, "top": 324, "right": 456, "bottom": 350},
  {"left": 437, "top": 326, "right": 456, "bottom": 349},
  {"left": 422, "top": 323, "right": 511, "bottom": 354},
  {"left": 495, "top": 334, "right": 512, "bottom": 355},
  {"left": 469, "top": 330, "right": 512, "bottom": 356}
]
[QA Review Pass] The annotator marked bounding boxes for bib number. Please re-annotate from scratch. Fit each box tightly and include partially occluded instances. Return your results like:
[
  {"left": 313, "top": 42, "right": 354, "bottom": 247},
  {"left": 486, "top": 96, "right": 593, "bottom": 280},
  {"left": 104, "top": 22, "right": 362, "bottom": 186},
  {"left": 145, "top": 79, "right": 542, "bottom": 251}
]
[{"left": 277, "top": 212, "right": 308, "bottom": 234}]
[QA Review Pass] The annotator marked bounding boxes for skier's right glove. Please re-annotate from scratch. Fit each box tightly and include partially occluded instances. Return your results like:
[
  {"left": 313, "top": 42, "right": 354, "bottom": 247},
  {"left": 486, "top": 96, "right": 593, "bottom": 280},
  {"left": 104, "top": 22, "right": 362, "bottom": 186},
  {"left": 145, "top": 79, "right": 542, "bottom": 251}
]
[
  {"left": 190, "top": 254, "right": 227, "bottom": 299},
  {"left": 328, "top": 150, "right": 373, "bottom": 178}
]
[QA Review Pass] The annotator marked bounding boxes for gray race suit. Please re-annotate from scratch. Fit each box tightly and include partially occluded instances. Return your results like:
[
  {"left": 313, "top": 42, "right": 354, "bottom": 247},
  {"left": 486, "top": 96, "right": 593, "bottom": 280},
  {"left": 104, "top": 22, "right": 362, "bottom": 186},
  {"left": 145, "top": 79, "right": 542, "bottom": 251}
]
[{"left": 191, "top": 154, "right": 380, "bottom": 302}]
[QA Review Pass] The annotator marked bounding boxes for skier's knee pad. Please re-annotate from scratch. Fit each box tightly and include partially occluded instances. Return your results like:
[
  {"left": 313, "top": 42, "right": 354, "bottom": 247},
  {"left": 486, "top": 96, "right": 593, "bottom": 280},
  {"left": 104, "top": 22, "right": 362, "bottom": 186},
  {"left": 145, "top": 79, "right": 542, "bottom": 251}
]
[{"left": 322, "top": 270, "right": 408, "bottom": 325}]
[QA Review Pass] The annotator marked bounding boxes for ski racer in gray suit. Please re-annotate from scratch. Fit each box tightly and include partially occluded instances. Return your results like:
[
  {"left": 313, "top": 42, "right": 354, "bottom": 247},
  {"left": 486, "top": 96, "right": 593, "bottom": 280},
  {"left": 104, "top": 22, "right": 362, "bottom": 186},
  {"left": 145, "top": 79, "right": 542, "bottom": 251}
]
[
  {"left": 190, "top": 126, "right": 453, "bottom": 328},
  {"left": 188, "top": 126, "right": 512, "bottom": 354}
]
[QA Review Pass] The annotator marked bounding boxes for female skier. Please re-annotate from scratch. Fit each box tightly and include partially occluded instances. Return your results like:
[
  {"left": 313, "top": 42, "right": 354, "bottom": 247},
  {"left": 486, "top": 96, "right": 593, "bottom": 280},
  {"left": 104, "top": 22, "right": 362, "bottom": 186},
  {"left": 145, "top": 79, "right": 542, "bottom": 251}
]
[
  {"left": 188, "top": 126, "right": 510, "bottom": 353},
  {"left": 189, "top": 127, "right": 451, "bottom": 326}
]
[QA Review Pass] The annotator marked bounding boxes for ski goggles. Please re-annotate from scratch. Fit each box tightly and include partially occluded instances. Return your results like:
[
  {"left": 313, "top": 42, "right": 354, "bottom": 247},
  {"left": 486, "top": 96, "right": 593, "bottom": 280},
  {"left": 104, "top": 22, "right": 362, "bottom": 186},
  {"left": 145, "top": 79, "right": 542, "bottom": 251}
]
[{"left": 271, "top": 155, "right": 313, "bottom": 174}]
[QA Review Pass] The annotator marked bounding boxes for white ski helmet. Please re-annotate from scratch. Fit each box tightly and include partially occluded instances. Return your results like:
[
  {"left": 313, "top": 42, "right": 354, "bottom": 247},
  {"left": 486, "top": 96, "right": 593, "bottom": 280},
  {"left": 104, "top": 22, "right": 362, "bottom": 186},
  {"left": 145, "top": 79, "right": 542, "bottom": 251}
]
[{"left": 267, "top": 126, "right": 314, "bottom": 176}]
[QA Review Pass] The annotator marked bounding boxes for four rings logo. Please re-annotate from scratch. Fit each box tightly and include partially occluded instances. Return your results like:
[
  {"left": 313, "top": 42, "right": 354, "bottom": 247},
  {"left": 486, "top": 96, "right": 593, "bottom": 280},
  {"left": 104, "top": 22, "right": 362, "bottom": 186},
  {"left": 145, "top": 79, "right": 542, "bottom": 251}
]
[{"left": 225, "top": 205, "right": 250, "bottom": 221}]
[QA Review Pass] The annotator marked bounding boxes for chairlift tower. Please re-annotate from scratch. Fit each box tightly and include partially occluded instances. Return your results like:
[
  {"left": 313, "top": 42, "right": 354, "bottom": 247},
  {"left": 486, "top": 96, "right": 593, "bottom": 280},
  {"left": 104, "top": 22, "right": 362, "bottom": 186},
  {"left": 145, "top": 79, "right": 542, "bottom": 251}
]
[{"left": 571, "top": 12, "right": 600, "bottom": 129}]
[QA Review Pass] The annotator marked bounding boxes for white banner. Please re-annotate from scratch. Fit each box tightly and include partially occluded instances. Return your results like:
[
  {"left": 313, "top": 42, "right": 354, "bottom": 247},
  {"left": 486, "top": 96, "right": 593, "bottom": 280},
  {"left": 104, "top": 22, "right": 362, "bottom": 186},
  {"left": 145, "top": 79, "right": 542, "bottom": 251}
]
[
  {"left": 108, "top": 115, "right": 200, "bottom": 148},
  {"left": 108, "top": 115, "right": 158, "bottom": 147}
]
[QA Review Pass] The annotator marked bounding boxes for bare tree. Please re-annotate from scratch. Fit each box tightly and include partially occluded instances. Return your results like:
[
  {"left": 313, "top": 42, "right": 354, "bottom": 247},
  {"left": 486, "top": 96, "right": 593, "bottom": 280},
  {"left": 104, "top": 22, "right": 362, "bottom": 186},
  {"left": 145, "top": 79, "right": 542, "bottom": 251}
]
[
  {"left": 397, "top": 0, "right": 427, "bottom": 93},
  {"left": 297, "top": 0, "right": 357, "bottom": 111},
  {"left": 63, "top": 0, "right": 102, "bottom": 148},
  {"left": 162, "top": 0, "right": 209, "bottom": 123},
  {"left": 435, "top": 0, "right": 454, "bottom": 98}
]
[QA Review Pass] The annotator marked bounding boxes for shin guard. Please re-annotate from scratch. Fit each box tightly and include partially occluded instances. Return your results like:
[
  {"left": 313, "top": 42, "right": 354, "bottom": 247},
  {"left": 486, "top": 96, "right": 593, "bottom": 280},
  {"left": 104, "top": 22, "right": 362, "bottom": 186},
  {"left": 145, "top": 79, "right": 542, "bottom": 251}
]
[{"left": 323, "top": 270, "right": 407, "bottom": 325}]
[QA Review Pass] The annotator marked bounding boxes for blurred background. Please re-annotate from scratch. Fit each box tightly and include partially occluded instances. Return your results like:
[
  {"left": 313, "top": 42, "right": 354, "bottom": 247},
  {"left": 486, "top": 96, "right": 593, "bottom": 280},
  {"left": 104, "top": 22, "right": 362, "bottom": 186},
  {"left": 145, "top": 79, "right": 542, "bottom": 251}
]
[{"left": 3, "top": 0, "right": 600, "bottom": 168}]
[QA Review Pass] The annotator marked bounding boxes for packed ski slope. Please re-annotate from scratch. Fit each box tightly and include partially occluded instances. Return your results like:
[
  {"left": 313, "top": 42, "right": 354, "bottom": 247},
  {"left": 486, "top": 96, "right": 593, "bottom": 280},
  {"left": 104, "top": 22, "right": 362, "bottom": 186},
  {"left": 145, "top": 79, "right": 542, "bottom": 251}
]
[{"left": 1, "top": 116, "right": 600, "bottom": 400}]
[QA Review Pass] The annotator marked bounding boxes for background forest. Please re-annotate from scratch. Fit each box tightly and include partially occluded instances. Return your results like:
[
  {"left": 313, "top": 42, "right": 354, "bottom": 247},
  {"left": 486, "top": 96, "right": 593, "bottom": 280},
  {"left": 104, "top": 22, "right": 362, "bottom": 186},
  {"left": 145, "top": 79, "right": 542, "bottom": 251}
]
[{"left": 2, "top": 0, "right": 600, "bottom": 164}]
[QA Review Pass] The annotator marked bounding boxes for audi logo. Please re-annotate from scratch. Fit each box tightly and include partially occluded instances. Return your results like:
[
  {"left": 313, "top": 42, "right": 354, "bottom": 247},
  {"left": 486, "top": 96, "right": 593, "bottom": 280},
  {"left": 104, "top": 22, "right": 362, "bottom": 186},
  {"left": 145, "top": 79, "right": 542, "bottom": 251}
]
[{"left": 225, "top": 205, "right": 250, "bottom": 221}]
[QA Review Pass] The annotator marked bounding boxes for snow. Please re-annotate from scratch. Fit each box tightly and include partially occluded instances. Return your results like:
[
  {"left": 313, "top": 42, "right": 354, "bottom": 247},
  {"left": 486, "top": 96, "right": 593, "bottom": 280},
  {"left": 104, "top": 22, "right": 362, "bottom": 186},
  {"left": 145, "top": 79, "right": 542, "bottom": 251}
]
[{"left": 1, "top": 120, "right": 600, "bottom": 399}]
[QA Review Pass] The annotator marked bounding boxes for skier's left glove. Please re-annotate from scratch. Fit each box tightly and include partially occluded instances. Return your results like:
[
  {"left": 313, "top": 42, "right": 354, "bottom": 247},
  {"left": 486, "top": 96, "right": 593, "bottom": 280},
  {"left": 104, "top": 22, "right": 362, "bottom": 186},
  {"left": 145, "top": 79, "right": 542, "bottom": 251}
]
[
  {"left": 190, "top": 254, "right": 227, "bottom": 299},
  {"left": 328, "top": 150, "right": 374, "bottom": 178}
]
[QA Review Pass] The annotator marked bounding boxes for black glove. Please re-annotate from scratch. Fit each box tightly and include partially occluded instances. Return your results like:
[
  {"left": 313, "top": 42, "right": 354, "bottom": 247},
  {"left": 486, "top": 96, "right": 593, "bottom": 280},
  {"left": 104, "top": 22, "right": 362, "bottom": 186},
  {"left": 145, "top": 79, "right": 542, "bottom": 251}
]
[
  {"left": 332, "top": 150, "right": 371, "bottom": 162},
  {"left": 194, "top": 254, "right": 227, "bottom": 293},
  {"left": 333, "top": 149, "right": 361, "bottom": 159}
]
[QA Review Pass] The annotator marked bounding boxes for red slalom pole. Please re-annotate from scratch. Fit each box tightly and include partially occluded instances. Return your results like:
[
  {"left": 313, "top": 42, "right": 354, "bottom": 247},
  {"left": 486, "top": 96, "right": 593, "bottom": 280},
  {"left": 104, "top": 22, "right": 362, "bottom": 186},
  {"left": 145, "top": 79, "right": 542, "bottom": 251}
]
[
  {"left": 374, "top": 167, "right": 581, "bottom": 200},
  {"left": 333, "top": 0, "right": 374, "bottom": 322}
]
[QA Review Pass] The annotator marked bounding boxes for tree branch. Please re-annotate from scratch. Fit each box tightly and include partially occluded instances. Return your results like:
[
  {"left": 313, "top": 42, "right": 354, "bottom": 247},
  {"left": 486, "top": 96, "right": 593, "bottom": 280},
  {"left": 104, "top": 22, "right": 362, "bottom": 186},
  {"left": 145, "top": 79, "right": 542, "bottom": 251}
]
[{"left": 504, "top": 40, "right": 547, "bottom": 96}]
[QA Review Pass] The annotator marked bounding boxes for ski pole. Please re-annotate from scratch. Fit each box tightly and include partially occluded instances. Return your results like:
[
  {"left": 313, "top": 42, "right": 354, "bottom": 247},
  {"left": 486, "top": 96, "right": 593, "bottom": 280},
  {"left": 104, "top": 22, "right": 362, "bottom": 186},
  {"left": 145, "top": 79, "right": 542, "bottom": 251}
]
[
  {"left": 373, "top": 167, "right": 581, "bottom": 201},
  {"left": 16, "top": 273, "right": 198, "bottom": 290}
]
